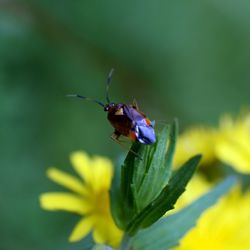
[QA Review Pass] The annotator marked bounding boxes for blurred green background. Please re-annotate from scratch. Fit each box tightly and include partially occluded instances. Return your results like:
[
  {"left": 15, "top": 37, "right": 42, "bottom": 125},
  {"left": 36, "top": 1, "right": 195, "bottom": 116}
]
[{"left": 1, "top": 0, "right": 250, "bottom": 249}]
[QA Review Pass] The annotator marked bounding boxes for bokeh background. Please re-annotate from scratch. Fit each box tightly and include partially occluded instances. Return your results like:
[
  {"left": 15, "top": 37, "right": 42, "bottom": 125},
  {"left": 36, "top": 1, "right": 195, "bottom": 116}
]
[{"left": 1, "top": 0, "right": 250, "bottom": 249}]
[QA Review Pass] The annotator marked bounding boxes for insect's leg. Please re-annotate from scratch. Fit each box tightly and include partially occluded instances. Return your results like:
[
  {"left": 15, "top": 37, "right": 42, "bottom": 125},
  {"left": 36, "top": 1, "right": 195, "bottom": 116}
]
[
  {"left": 110, "top": 131, "right": 129, "bottom": 145},
  {"left": 110, "top": 131, "right": 142, "bottom": 160},
  {"left": 111, "top": 130, "right": 121, "bottom": 142}
]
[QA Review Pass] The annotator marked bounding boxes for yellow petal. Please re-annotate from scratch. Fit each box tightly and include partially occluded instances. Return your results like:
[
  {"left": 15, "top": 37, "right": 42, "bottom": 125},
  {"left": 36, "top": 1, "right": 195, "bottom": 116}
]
[
  {"left": 173, "top": 127, "right": 217, "bottom": 168},
  {"left": 172, "top": 186, "right": 250, "bottom": 250},
  {"left": 216, "top": 141, "right": 250, "bottom": 174},
  {"left": 47, "top": 167, "right": 87, "bottom": 195},
  {"left": 70, "top": 151, "right": 92, "bottom": 183},
  {"left": 39, "top": 192, "right": 91, "bottom": 214},
  {"left": 93, "top": 226, "right": 106, "bottom": 244},
  {"left": 69, "top": 216, "right": 94, "bottom": 242},
  {"left": 92, "top": 216, "right": 123, "bottom": 248},
  {"left": 89, "top": 156, "right": 113, "bottom": 192}
]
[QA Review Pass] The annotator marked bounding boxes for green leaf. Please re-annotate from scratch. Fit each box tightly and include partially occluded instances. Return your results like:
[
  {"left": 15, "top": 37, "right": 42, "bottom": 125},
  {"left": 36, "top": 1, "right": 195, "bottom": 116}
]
[
  {"left": 110, "top": 121, "right": 185, "bottom": 233},
  {"left": 120, "top": 141, "right": 142, "bottom": 222},
  {"left": 126, "top": 154, "right": 201, "bottom": 235},
  {"left": 110, "top": 157, "right": 126, "bottom": 229},
  {"left": 131, "top": 176, "right": 236, "bottom": 250},
  {"left": 222, "top": 165, "right": 250, "bottom": 191},
  {"left": 134, "top": 122, "right": 176, "bottom": 210},
  {"left": 163, "top": 118, "right": 178, "bottom": 186}
]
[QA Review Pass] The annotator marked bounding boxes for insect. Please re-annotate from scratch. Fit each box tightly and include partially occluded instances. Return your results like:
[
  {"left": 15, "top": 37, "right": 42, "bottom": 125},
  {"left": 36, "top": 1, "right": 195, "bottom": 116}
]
[{"left": 67, "top": 69, "right": 156, "bottom": 146}]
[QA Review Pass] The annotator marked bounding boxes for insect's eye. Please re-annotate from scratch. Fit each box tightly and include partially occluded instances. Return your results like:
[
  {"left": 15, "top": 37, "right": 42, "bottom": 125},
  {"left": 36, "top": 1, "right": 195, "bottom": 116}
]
[{"left": 104, "top": 106, "right": 109, "bottom": 111}]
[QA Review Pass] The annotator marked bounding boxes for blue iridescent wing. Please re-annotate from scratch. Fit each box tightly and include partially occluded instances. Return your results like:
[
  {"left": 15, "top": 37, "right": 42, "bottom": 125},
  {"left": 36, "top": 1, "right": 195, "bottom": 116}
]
[
  {"left": 123, "top": 105, "right": 146, "bottom": 124},
  {"left": 123, "top": 105, "right": 156, "bottom": 144}
]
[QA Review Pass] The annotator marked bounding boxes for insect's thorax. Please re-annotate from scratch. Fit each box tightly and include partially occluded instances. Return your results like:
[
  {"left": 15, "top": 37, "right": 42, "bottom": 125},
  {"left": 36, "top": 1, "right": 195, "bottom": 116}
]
[{"left": 107, "top": 104, "right": 133, "bottom": 136}]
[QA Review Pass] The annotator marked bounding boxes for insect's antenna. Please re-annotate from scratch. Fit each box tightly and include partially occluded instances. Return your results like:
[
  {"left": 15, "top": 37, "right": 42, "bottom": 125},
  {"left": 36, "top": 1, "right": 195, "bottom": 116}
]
[
  {"left": 106, "top": 68, "right": 114, "bottom": 104},
  {"left": 67, "top": 94, "right": 105, "bottom": 108}
]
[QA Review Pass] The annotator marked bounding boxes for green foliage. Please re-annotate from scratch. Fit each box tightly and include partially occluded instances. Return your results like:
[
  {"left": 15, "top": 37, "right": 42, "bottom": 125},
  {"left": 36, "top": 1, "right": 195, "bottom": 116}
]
[
  {"left": 126, "top": 155, "right": 201, "bottom": 235},
  {"left": 110, "top": 120, "right": 201, "bottom": 235},
  {"left": 131, "top": 176, "right": 236, "bottom": 250},
  {"left": 1, "top": 1, "right": 249, "bottom": 249},
  {"left": 222, "top": 165, "right": 250, "bottom": 192}
]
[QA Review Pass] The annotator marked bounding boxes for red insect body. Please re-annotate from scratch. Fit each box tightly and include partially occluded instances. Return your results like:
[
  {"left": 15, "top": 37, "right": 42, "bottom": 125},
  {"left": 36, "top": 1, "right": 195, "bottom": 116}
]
[{"left": 105, "top": 102, "right": 156, "bottom": 145}]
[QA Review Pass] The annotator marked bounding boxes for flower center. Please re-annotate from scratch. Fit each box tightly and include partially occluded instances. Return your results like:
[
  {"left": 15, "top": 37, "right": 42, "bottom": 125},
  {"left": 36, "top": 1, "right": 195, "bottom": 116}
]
[{"left": 92, "top": 189, "right": 110, "bottom": 216}]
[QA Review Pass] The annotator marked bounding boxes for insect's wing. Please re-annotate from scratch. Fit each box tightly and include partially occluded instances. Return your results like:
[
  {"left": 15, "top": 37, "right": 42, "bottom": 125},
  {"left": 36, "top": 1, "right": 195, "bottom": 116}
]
[
  {"left": 123, "top": 105, "right": 156, "bottom": 144},
  {"left": 136, "top": 125, "right": 156, "bottom": 144},
  {"left": 123, "top": 105, "right": 145, "bottom": 123}
]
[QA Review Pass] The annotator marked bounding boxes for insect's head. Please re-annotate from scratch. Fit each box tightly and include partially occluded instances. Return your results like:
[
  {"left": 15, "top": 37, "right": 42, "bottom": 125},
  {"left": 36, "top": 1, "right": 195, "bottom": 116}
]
[{"left": 104, "top": 103, "right": 115, "bottom": 112}]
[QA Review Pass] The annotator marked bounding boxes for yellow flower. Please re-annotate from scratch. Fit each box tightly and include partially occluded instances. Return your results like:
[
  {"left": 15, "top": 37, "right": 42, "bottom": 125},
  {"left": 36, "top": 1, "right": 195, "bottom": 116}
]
[
  {"left": 173, "top": 127, "right": 217, "bottom": 168},
  {"left": 172, "top": 186, "right": 250, "bottom": 250},
  {"left": 40, "top": 151, "right": 123, "bottom": 248},
  {"left": 216, "top": 113, "right": 250, "bottom": 174},
  {"left": 174, "top": 111, "right": 250, "bottom": 174},
  {"left": 170, "top": 112, "right": 250, "bottom": 249}
]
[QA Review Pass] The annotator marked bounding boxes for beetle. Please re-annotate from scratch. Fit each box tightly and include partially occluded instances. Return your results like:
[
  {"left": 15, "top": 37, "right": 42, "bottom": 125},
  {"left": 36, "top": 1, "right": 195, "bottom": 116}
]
[{"left": 67, "top": 69, "right": 156, "bottom": 146}]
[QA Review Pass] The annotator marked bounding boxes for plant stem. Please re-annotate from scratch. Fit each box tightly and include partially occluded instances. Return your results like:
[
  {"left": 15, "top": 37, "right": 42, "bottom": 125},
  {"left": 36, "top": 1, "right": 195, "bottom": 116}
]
[{"left": 119, "top": 234, "right": 131, "bottom": 250}]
